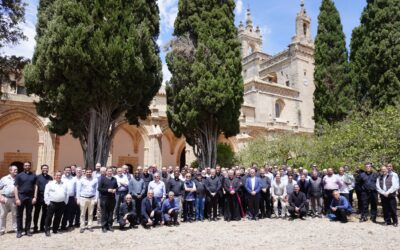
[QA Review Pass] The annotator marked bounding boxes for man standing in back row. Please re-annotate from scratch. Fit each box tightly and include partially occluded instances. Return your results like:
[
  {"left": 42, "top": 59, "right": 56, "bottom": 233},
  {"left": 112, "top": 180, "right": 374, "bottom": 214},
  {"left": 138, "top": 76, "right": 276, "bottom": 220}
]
[
  {"left": 98, "top": 167, "right": 118, "bottom": 233},
  {"left": 358, "top": 163, "right": 378, "bottom": 223},
  {"left": 14, "top": 161, "right": 37, "bottom": 238},
  {"left": 33, "top": 164, "right": 52, "bottom": 233},
  {"left": 376, "top": 165, "right": 398, "bottom": 227}
]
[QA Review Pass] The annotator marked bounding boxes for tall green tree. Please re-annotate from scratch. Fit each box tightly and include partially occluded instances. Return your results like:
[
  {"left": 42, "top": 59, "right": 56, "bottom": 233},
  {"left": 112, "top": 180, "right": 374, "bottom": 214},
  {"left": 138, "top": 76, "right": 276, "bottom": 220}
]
[
  {"left": 0, "top": 0, "right": 26, "bottom": 48},
  {"left": 0, "top": 0, "right": 27, "bottom": 95},
  {"left": 24, "top": 0, "right": 162, "bottom": 168},
  {"left": 166, "top": 0, "right": 243, "bottom": 169},
  {"left": 350, "top": 0, "right": 400, "bottom": 110},
  {"left": 314, "top": 0, "right": 351, "bottom": 126}
]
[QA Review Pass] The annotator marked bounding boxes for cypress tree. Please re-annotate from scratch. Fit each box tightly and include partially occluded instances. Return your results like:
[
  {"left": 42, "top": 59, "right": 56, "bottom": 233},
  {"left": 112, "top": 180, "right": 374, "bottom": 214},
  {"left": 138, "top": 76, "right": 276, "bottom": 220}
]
[
  {"left": 314, "top": 0, "right": 351, "bottom": 125},
  {"left": 166, "top": 0, "right": 243, "bottom": 168},
  {"left": 350, "top": 0, "right": 400, "bottom": 110},
  {"left": 24, "top": 0, "right": 162, "bottom": 168}
]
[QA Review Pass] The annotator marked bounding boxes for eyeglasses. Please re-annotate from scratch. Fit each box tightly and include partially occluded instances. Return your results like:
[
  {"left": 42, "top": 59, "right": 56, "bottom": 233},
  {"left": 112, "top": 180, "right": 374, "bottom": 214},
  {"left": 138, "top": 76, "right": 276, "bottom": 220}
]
[{"left": 24, "top": 164, "right": 31, "bottom": 166}]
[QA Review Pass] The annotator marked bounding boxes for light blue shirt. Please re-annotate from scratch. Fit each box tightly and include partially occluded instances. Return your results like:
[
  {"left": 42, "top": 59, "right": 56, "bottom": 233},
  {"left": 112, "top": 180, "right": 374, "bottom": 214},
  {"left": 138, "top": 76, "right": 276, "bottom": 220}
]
[
  {"left": 61, "top": 175, "right": 76, "bottom": 197},
  {"left": 148, "top": 180, "right": 166, "bottom": 198},
  {"left": 0, "top": 174, "right": 15, "bottom": 197},
  {"left": 77, "top": 176, "right": 98, "bottom": 200}
]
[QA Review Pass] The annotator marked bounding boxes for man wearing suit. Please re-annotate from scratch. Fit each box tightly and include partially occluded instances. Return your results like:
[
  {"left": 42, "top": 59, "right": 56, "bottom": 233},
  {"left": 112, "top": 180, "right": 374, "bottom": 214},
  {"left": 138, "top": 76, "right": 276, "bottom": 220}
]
[
  {"left": 118, "top": 194, "right": 137, "bottom": 230},
  {"left": 245, "top": 168, "right": 261, "bottom": 220},
  {"left": 141, "top": 190, "right": 161, "bottom": 228}
]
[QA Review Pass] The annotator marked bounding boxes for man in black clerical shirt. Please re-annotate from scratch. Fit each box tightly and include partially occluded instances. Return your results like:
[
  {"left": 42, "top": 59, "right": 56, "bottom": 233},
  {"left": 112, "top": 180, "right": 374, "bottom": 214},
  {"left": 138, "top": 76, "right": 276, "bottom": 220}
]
[
  {"left": 33, "top": 164, "right": 52, "bottom": 233},
  {"left": 14, "top": 161, "right": 37, "bottom": 238}
]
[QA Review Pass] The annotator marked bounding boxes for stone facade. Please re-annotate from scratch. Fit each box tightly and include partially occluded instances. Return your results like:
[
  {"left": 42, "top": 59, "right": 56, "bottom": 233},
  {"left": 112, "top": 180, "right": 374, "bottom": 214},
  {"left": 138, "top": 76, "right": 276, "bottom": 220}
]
[{"left": 0, "top": 3, "right": 314, "bottom": 176}]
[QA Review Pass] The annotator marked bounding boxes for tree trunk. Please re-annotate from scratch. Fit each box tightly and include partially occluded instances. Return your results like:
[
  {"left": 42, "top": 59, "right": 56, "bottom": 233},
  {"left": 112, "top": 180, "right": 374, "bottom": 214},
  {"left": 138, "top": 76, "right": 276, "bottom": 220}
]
[
  {"left": 192, "top": 117, "right": 218, "bottom": 169},
  {"left": 79, "top": 106, "right": 117, "bottom": 169}
]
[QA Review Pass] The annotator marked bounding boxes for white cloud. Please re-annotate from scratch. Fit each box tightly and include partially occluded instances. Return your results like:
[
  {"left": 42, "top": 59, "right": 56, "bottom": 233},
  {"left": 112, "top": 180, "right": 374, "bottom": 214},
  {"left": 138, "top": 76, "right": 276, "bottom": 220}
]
[
  {"left": 260, "top": 25, "right": 272, "bottom": 36},
  {"left": 235, "top": 0, "right": 243, "bottom": 16},
  {"left": 158, "top": 0, "right": 178, "bottom": 31},
  {"left": 0, "top": 20, "right": 36, "bottom": 59},
  {"left": 162, "top": 63, "right": 171, "bottom": 84}
]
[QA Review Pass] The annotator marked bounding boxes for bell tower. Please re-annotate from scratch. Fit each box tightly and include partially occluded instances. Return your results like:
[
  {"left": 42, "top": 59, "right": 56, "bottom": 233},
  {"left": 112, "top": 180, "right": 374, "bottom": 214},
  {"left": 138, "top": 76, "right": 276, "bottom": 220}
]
[
  {"left": 291, "top": 0, "right": 313, "bottom": 45},
  {"left": 238, "top": 8, "right": 263, "bottom": 58}
]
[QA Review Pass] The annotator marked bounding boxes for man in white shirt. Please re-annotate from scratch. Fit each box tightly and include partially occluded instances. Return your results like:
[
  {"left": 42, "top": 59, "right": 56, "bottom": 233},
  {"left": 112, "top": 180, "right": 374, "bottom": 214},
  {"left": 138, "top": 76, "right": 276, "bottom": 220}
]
[
  {"left": 44, "top": 171, "right": 68, "bottom": 236},
  {"left": 271, "top": 174, "right": 288, "bottom": 218},
  {"left": 60, "top": 166, "right": 77, "bottom": 230},
  {"left": 0, "top": 165, "right": 18, "bottom": 235},
  {"left": 115, "top": 167, "right": 129, "bottom": 222},
  {"left": 77, "top": 169, "right": 98, "bottom": 233},
  {"left": 148, "top": 173, "right": 166, "bottom": 206},
  {"left": 376, "top": 165, "right": 399, "bottom": 227}
]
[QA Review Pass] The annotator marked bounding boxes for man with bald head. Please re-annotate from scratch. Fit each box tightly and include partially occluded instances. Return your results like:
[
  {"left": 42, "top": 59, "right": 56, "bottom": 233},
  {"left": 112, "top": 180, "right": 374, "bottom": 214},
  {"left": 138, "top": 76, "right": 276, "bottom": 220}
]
[
  {"left": 0, "top": 165, "right": 18, "bottom": 235},
  {"left": 223, "top": 170, "right": 241, "bottom": 221},
  {"left": 322, "top": 168, "right": 342, "bottom": 213},
  {"left": 115, "top": 167, "right": 129, "bottom": 222},
  {"left": 288, "top": 184, "right": 307, "bottom": 220},
  {"left": 376, "top": 165, "right": 398, "bottom": 226},
  {"left": 141, "top": 190, "right": 161, "bottom": 228},
  {"left": 359, "top": 163, "right": 378, "bottom": 223}
]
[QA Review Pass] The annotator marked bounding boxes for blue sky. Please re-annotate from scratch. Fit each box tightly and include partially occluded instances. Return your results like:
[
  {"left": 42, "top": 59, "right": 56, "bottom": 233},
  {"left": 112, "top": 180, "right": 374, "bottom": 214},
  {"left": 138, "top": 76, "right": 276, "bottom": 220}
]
[{"left": 1, "top": 0, "right": 366, "bottom": 83}]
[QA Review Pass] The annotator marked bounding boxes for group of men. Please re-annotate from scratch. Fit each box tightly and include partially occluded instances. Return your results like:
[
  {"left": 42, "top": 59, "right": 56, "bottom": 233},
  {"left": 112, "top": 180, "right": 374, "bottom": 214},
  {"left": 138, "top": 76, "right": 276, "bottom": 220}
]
[{"left": 0, "top": 161, "right": 398, "bottom": 238}]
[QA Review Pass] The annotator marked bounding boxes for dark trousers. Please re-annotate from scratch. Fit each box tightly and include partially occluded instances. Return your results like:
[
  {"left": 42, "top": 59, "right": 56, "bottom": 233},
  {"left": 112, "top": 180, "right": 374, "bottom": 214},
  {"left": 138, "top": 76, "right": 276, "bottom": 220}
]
[
  {"left": 141, "top": 211, "right": 161, "bottom": 227},
  {"left": 115, "top": 191, "right": 128, "bottom": 221},
  {"left": 45, "top": 202, "right": 66, "bottom": 233},
  {"left": 206, "top": 194, "right": 218, "bottom": 219},
  {"left": 361, "top": 190, "right": 377, "bottom": 218},
  {"left": 61, "top": 196, "right": 76, "bottom": 228},
  {"left": 348, "top": 190, "right": 354, "bottom": 207},
  {"left": 183, "top": 200, "right": 194, "bottom": 221},
  {"left": 74, "top": 202, "right": 80, "bottom": 226},
  {"left": 288, "top": 206, "right": 307, "bottom": 218},
  {"left": 118, "top": 214, "right": 136, "bottom": 228},
  {"left": 33, "top": 199, "right": 47, "bottom": 231},
  {"left": 218, "top": 191, "right": 224, "bottom": 216},
  {"left": 323, "top": 190, "right": 334, "bottom": 213},
  {"left": 381, "top": 195, "right": 398, "bottom": 224},
  {"left": 333, "top": 208, "right": 350, "bottom": 223},
  {"left": 247, "top": 193, "right": 260, "bottom": 219},
  {"left": 164, "top": 210, "right": 178, "bottom": 223},
  {"left": 16, "top": 198, "right": 33, "bottom": 233},
  {"left": 224, "top": 194, "right": 241, "bottom": 221},
  {"left": 101, "top": 196, "right": 116, "bottom": 229},
  {"left": 133, "top": 195, "right": 143, "bottom": 223},
  {"left": 355, "top": 190, "right": 362, "bottom": 213},
  {"left": 259, "top": 191, "right": 272, "bottom": 218}
]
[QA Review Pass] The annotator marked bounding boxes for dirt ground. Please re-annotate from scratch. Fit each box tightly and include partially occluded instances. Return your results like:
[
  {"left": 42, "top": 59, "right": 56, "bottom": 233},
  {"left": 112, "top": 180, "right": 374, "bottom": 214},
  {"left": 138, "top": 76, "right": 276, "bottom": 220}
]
[{"left": 0, "top": 215, "right": 398, "bottom": 250}]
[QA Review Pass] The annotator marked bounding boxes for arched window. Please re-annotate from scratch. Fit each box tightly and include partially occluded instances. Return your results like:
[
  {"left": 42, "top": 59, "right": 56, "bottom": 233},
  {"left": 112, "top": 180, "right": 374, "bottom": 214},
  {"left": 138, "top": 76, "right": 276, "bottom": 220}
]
[
  {"left": 275, "top": 100, "right": 285, "bottom": 118},
  {"left": 303, "top": 23, "right": 308, "bottom": 36}
]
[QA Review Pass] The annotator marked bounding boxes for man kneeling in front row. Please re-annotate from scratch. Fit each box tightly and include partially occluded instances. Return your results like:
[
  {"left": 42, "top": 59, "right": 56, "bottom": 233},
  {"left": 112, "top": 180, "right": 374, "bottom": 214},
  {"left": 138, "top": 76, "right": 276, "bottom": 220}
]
[
  {"left": 162, "top": 191, "right": 180, "bottom": 226},
  {"left": 119, "top": 194, "right": 137, "bottom": 230},
  {"left": 141, "top": 190, "right": 162, "bottom": 228},
  {"left": 288, "top": 184, "right": 307, "bottom": 220},
  {"left": 330, "top": 190, "right": 352, "bottom": 223}
]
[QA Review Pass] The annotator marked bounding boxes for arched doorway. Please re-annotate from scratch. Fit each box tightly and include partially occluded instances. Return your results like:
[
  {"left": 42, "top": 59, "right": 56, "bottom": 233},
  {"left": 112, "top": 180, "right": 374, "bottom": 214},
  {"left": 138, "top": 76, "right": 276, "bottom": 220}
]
[
  {"left": 179, "top": 147, "right": 186, "bottom": 169},
  {"left": 10, "top": 161, "right": 24, "bottom": 173}
]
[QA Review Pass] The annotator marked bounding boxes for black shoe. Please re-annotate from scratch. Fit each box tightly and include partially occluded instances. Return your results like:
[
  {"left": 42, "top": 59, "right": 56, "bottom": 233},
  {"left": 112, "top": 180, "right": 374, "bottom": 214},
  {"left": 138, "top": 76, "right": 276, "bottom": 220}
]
[
  {"left": 371, "top": 217, "right": 376, "bottom": 223},
  {"left": 102, "top": 228, "right": 107, "bottom": 233},
  {"left": 359, "top": 217, "right": 367, "bottom": 222},
  {"left": 289, "top": 217, "right": 294, "bottom": 221},
  {"left": 52, "top": 231, "right": 58, "bottom": 234},
  {"left": 33, "top": 228, "right": 38, "bottom": 233},
  {"left": 300, "top": 217, "right": 306, "bottom": 220},
  {"left": 16, "top": 232, "right": 22, "bottom": 238},
  {"left": 45, "top": 231, "right": 51, "bottom": 237},
  {"left": 25, "top": 231, "right": 33, "bottom": 237},
  {"left": 393, "top": 223, "right": 398, "bottom": 227},
  {"left": 108, "top": 227, "right": 114, "bottom": 232},
  {"left": 88, "top": 228, "right": 94, "bottom": 232},
  {"left": 80, "top": 228, "right": 84, "bottom": 233}
]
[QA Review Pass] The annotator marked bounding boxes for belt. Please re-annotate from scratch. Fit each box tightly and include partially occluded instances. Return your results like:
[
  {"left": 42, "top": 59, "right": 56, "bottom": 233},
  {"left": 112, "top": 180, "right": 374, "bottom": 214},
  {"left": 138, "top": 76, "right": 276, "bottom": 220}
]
[{"left": 80, "top": 196, "right": 95, "bottom": 199}]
